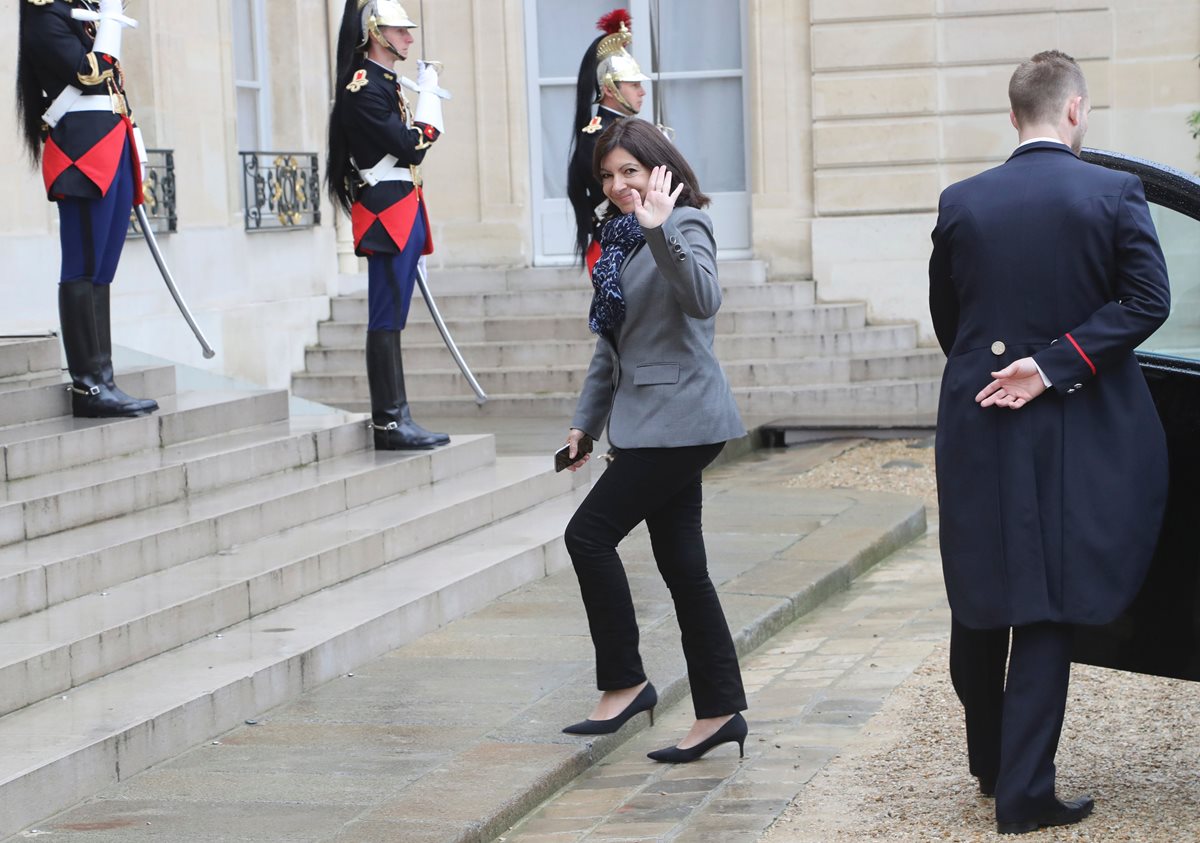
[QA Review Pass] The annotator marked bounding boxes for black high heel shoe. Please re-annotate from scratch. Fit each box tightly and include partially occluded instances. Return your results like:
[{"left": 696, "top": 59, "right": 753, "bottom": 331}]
[
  {"left": 562, "top": 682, "right": 657, "bottom": 735},
  {"left": 647, "top": 712, "right": 748, "bottom": 763}
]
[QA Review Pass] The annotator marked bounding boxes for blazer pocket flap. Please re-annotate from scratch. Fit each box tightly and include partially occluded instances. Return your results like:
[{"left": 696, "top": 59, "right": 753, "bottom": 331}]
[{"left": 633, "top": 363, "right": 680, "bottom": 385}]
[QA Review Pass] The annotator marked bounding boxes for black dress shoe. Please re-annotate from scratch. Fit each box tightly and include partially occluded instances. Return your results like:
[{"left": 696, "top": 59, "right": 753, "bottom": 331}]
[
  {"left": 562, "top": 683, "right": 656, "bottom": 735},
  {"left": 997, "top": 796, "right": 1094, "bottom": 835},
  {"left": 647, "top": 712, "right": 748, "bottom": 763},
  {"left": 978, "top": 776, "right": 996, "bottom": 797}
]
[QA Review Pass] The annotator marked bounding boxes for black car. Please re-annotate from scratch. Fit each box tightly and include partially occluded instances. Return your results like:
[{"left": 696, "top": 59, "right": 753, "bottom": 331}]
[{"left": 1072, "top": 148, "right": 1200, "bottom": 680}]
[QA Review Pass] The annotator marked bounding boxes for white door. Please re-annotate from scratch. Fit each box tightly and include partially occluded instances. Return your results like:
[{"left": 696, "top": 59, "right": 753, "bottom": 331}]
[{"left": 524, "top": 0, "right": 751, "bottom": 265}]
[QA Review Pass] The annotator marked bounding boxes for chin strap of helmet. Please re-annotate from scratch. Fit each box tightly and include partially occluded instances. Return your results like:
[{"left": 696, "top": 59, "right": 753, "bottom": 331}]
[
  {"left": 366, "top": 16, "right": 406, "bottom": 62},
  {"left": 601, "top": 76, "right": 638, "bottom": 116}
]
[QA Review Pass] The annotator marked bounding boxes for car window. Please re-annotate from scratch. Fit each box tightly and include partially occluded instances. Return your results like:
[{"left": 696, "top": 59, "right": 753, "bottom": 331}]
[{"left": 1139, "top": 203, "right": 1200, "bottom": 359}]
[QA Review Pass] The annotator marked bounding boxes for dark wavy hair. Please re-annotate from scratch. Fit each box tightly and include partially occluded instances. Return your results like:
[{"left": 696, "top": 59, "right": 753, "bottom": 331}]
[
  {"left": 326, "top": 0, "right": 366, "bottom": 216},
  {"left": 592, "top": 119, "right": 710, "bottom": 215},
  {"left": 16, "top": 1, "right": 47, "bottom": 164}
]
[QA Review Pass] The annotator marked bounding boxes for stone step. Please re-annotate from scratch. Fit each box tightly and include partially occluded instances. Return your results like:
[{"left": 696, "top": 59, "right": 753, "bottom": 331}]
[
  {"left": 0, "top": 336, "right": 59, "bottom": 379},
  {"left": 336, "top": 259, "right": 769, "bottom": 296},
  {"left": 305, "top": 325, "right": 926, "bottom": 374},
  {"left": 0, "top": 364, "right": 177, "bottom": 428},
  {"left": 316, "top": 302, "right": 868, "bottom": 347},
  {"left": 326, "top": 375, "right": 942, "bottom": 420},
  {"left": 0, "top": 389, "right": 291, "bottom": 482},
  {"left": 329, "top": 280, "right": 817, "bottom": 323},
  {"left": 0, "top": 479, "right": 591, "bottom": 839},
  {"left": 734, "top": 378, "right": 942, "bottom": 418},
  {"left": 850, "top": 348, "right": 945, "bottom": 382},
  {"left": 0, "top": 452, "right": 584, "bottom": 720},
  {"left": 0, "top": 435, "right": 495, "bottom": 625},
  {"left": 0, "top": 413, "right": 367, "bottom": 548},
  {"left": 293, "top": 351, "right": 945, "bottom": 404}
]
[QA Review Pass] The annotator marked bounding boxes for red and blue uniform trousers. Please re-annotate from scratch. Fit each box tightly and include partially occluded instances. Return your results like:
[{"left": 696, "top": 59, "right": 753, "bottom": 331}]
[
  {"left": 366, "top": 207, "right": 427, "bottom": 331},
  {"left": 54, "top": 132, "right": 137, "bottom": 288}
]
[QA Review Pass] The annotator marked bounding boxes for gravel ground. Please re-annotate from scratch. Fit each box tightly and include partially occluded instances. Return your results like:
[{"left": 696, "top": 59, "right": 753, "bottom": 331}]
[
  {"left": 784, "top": 437, "right": 938, "bottom": 508},
  {"left": 763, "top": 438, "right": 1200, "bottom": 842}
]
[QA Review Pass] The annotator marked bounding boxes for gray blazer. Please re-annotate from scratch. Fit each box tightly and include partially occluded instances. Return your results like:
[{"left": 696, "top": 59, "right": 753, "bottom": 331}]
[{"left": 571, "top": 207, "right": 746, "bottom": 449}]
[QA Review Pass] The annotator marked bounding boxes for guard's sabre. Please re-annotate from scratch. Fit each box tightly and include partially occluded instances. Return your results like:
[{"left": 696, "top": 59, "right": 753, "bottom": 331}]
[
  {"left": 416, "top": 259, "right": 487, "bottom": 404},
  {"left": 418, "top": 0, "right": 427, "bottom": 59},
  {"left": 134, "top": 205, "right": 216, "bottom": 359}
]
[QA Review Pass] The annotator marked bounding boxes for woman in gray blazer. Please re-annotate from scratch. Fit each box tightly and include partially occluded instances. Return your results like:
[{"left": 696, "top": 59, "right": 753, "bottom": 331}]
[{"left": 559, "top": 119, "right": 747, "bottom": 762}]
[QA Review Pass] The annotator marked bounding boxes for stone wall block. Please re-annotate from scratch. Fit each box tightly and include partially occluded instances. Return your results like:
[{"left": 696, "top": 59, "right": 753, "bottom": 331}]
[
  {"left": 938, "top": 10, "right": 1111, "bottom": 65},
  {"left": 815, "top": 119, "right": 940, "bottom": 167},
  {"left": 941, "top": 113, "right": 1017, "bottom": 161},
  {"left": 815, "top": 167, "right": 941, "bottom": 215},
  {"left": 814, "top": 71, "right": 938, "bottom": 118},
  {"left": 812, "top": 0, "right": 934, "bottom": 21},
  {"left": 812, "top": 21, "right": 937, "bottom": 71}
]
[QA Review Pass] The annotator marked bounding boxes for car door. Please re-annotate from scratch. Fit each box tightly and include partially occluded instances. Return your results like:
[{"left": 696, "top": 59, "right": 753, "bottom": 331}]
[{"left": 1071, "top": 148, "right": 1200, "bottom": 681}]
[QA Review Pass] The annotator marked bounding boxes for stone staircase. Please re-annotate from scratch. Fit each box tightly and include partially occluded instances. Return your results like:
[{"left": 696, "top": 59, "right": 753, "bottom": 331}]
[
  {"left": 0, "top": 335, "right": 591, "bottom": 838},
  {"left": 293, "top": 262, "right": 943, "bottom": 423}
]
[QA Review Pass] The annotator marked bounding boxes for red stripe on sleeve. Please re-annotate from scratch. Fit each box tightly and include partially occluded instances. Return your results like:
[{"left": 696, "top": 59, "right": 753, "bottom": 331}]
[{"left": 1064, "top": 333, "right": 1096, "bottom": 376}]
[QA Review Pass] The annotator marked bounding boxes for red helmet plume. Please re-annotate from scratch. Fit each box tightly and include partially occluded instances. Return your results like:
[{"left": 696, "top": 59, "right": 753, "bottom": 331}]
[{"left": 596, "top": 8, "right": 631, "bottom": 35}]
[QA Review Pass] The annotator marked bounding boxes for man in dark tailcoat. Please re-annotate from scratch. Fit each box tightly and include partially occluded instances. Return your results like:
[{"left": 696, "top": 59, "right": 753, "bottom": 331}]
[{"left": 929, "top": 50, "right": 1170, "bottom": 835}]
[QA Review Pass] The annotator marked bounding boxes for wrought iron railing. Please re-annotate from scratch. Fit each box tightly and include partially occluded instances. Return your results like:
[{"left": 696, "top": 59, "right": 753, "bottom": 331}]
[
  {"left": 240, "top": 151, "right": 321, "bottom": 231},
  {"left": 128, "top": 148, "right": 177, "bottom": 237}
]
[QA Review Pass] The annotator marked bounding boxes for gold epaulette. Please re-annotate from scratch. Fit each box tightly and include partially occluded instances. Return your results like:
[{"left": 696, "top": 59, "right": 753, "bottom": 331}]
[
  {"left": 27, "top": 0, "right": 56, "bottom": 6},
  {"left": 346, "top": 69, "right": 368, "bottom": 93},
  {"left": 77, "top": 53, "right": 115, "bottom": 87},
  {"left": 581, "top": 116, "right": 604, "bottom": 135}
]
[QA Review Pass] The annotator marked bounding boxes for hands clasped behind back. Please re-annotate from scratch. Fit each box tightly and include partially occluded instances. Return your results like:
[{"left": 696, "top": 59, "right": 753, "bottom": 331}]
[{"left": 975, "top": 357, "right": 1048, "bottom": 410}]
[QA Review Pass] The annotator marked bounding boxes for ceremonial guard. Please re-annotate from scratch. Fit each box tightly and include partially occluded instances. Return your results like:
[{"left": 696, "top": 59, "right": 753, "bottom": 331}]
[
  {"left": 327, "top": 0, "right": 450, "bottom": 450},
  {"left": 567, "top": 10, "right": 649, "bottom": 270},
  {"left": 17, "top": 0, "right": 157, "bottom": 417}
]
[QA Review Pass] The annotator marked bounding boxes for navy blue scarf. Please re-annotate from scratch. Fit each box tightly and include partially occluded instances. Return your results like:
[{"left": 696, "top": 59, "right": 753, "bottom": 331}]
[{"left": 588, "top": 213, "right": 644, "bottom": 336}]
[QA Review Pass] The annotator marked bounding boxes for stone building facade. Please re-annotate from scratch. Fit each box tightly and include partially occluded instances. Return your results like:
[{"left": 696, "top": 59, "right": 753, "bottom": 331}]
[{"left": 2, "top": 0, "right": 1196, "bottom": 385}]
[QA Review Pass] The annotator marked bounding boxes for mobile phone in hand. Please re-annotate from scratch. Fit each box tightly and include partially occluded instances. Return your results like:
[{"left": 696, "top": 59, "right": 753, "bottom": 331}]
[{"left": 554, "top": 435, "right": 593, "bottom": 472}]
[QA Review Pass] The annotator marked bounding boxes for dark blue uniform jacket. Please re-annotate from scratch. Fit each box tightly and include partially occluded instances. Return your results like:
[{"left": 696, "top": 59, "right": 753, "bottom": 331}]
[
  {"left": 22, "top": 0, "right": 140, "bottom": 202},
  {"left": 342, "top": 59, "right": 438, "bottom": 257},
  {"left": 930, "top": 141, "right": 1171, "bottom": 629}
]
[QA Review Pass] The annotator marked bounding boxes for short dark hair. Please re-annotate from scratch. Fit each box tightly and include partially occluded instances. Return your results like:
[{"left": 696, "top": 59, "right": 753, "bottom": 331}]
[
  {"left": 1008, "top": 50, "right": 1088, "bottom": 126},
  {"left": 592, "top": 119, "right": 711, "bottom": 211}
]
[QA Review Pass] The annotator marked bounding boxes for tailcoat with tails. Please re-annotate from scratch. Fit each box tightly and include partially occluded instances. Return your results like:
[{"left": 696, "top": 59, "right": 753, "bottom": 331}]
[{"left": 930, "top": 141, "right": 1170, "bottom": 630}]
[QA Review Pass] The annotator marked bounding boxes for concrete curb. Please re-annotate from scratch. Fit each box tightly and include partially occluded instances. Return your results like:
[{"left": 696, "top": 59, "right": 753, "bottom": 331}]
[{"left": 462, "top": 489, "right": 928, "bottom": 843}]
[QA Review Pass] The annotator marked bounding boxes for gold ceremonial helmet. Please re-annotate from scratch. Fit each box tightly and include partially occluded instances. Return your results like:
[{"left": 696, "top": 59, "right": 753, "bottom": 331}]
[
  {"left": 357, "top": 0, "right": 418, "bottom": 54},
  {"left": 595, "top": 21, "right": 650, "bottom": 111}
]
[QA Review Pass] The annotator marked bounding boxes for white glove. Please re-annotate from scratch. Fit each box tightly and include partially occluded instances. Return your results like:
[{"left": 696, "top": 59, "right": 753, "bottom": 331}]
[
  {"left": 418, "top": 61, "right": 442, "bottom": 89},
  {"left": 413, "top": 90, "right": 445, "bottom": 135},
  {"left": 74, "top": 0, "right": 139, "bottom": 62},
  {"left": 400, "top": 60, "right": 452, "bottom": 100},
  {"left": 132, "top": 125, "right": 147, "bottom": 184}
]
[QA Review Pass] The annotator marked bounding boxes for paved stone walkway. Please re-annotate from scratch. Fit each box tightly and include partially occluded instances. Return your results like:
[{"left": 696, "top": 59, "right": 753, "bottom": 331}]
[
  {"left": 10, "top": 445, "right": 925, "bottom": 842},
  {"left": 497, "top": 522, "right": 948, "bottom": 843}
]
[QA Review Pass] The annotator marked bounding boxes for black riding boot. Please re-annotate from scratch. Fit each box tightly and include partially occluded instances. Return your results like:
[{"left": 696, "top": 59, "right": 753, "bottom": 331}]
[
  {"left": 94, "top": 285, "right": 158, "bottom": 414},
  {"left": 366, "top": 329, "right": 449, "bottom": 450},
  {"left": 58, "top": 280, "right": 149, "bottom": 418}
]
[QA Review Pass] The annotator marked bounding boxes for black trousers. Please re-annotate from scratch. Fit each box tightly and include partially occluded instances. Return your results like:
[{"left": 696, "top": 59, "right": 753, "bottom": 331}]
[
  {"left": 564, "top": 443, "right": 747, "bottom": 719},
  {"left": 949, "top": 617, "right": 1073, "bottom": 823}
]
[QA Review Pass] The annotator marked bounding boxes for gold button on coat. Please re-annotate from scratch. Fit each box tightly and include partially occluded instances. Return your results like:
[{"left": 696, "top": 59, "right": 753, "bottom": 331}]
[{"left": 991, "top": 341, "right": 1006, "bottom": 356}]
